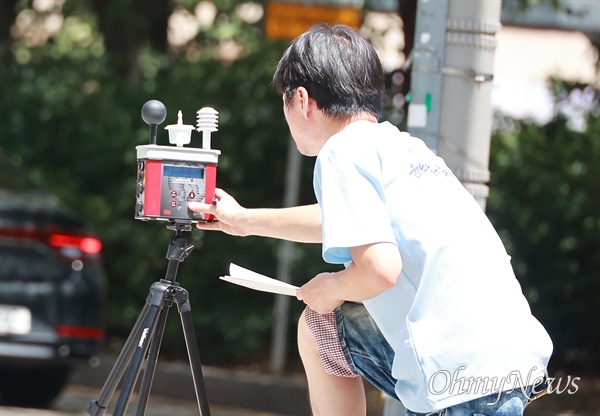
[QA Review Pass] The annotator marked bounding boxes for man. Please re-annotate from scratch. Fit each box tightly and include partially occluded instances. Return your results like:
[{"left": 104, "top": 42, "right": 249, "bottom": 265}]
[{"left": 190, "top": 24, "right": 552, "bottom": 415}]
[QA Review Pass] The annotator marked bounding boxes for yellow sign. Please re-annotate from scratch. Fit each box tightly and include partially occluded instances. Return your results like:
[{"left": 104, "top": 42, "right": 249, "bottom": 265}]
[{"left": 264, "top": 2, "right": 362, "bottom": 41}]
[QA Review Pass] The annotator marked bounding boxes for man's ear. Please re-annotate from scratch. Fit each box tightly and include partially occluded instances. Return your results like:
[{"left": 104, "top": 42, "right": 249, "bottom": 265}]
[{"left": 296, "top": 86, "right": 317, "bottom": 117}]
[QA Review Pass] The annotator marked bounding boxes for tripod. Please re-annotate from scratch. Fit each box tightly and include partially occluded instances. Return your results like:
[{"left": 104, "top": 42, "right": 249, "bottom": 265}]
[{"left": 86, "top": 221, "right": 211, "bottom": 416}]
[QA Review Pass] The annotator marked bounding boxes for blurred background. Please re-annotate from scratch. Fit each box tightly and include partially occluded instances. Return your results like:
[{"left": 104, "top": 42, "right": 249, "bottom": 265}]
[{"left": 0, "top": 0, "right": 598, "bottom": 412}]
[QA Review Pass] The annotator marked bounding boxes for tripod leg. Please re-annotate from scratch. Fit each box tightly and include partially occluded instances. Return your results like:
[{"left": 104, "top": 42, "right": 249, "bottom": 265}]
[
  {"left": 178, "top": 296, "right": 211, "bottom": 416},
  {"left": 135, "top": 304, "right": 170, "bottom": 416},
  {"left": 86, "top": 303, "right": 150, "bottom": 416},
  {"left": 113, "top": 303, "right": 161, "bottom": 416}
]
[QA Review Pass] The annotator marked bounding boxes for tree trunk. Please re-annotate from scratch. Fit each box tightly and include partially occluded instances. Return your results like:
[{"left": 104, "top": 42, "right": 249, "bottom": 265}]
[
  {"left": 0, "top": 0, "right": 18, "bottom": 53},
  {"left": 90, "top": 0, "right": 171, "bottom": 88}
]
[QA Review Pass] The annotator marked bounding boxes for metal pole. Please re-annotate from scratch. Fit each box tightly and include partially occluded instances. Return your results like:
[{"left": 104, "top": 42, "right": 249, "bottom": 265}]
[
  {"left": 437, "top": 0, "right": 502, "bottom": 210},
  {"left": 407, "top": 0, "right": 501, "bottom": 211}
]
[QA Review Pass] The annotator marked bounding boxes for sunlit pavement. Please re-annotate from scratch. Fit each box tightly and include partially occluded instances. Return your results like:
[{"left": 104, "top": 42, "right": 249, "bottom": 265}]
[
  {"left": 1, "top": 384, "right": 280, "bottom": 416},
  {"left": 0, "top": 354, "right": 310, "bottom": 416}
]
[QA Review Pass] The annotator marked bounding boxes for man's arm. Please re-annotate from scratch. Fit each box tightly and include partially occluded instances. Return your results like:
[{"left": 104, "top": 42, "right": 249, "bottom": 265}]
[
  {"left": 296, "top": 242, "right": 402, "bottom": 314},
  {"left": 188, "top": 188, "right": 322, "bottom": 243}
]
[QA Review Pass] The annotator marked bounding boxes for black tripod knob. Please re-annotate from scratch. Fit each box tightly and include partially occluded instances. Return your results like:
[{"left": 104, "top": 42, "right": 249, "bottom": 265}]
[{"left": 141, "top": 100, "right": 167, "bottom": 145}]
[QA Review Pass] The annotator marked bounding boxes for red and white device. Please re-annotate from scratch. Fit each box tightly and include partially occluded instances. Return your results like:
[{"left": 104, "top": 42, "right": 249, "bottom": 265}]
[{"left": 135, "top": 100, "right": 220, "bottom": 223}]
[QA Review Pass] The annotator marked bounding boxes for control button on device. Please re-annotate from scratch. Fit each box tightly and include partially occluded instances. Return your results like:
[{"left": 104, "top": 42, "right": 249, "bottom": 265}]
[
  {"left": 188, "top": 191, "right": 196, "bottom": 199},
  {"left": 170, "top": 200, "right": 177, "bottom": 207},
  {"left": 170, "top": 190, "right": 178, "bottom": 198}
]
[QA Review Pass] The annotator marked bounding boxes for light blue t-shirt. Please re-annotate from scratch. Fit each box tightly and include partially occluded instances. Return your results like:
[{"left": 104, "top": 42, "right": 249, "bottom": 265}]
[{"left": 313, "top": 121, "right": 553, "bottom": 412}]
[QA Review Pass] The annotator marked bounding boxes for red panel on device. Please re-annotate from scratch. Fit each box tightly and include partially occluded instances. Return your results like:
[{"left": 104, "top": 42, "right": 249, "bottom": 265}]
[
  {"left": 144, "top": 160, "right": 162, "bottom": 216},
  {"left": 204, "top": 164, "right": 217, "bottom": 221}
]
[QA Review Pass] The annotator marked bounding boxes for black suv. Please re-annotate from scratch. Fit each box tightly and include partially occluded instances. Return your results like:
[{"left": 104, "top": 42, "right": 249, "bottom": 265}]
[{"left": 0, "top": 153, "right": 106, "bottom": 406}]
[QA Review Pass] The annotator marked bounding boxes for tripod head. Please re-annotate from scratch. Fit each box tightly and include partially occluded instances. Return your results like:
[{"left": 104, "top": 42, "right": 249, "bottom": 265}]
[
  {"left": 162, "top": 221, "right": 195, "bottom": 283},
  {"left": 166, "top": 220, "right": 192, "bottom": 233}
]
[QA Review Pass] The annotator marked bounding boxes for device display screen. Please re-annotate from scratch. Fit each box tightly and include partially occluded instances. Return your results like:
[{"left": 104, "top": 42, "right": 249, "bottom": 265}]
[{"left": 163, "top": 165, "right": 204, "bottom": 179}]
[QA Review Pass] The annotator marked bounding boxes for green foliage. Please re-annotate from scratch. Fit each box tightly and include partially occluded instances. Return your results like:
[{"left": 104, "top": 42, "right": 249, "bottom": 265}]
[{"left": 487, "top": 86, "right": 600, "bottom": 373}]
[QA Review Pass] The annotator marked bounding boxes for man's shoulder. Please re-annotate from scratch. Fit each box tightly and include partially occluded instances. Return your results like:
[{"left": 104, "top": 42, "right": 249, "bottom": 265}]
[{"left": 324, "top": 121, "right": 410, "bottom": 153}]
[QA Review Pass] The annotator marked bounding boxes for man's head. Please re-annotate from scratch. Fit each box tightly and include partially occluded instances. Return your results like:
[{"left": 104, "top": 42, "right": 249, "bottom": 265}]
[{"left": 273, "top": 24, "right": 385, "bottom": 121}]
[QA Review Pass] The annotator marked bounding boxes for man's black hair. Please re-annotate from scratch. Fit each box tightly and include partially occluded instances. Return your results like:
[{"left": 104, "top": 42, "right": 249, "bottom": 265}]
[{"left": 273, "top": 24, "right": 385, "bottom": 120}]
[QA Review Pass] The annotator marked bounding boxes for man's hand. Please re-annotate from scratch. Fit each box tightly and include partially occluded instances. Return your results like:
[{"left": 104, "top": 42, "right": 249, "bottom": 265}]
[
  {"left": 188, "top": 188, "right": 248, "bottom": 236},
  {"left": 297, "top": 243, "right": 402, "bottom": 314},
  {"left": 296, "top": 272, "right": 344, "bottom": 314}
]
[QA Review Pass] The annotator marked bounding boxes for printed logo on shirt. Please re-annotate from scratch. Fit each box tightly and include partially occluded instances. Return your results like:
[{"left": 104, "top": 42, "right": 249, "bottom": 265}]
[{"left": 409, "top": 162, "right": 453, "bottom": 178}]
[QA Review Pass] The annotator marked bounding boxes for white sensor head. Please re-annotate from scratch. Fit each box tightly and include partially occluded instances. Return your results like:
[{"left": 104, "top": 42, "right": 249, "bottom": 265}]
[
  {"left": 196, "top": 107, "right": 219, "bottom": 149},
  {"left": 165, "top": 110, "right": 194, "bottom": 146}
]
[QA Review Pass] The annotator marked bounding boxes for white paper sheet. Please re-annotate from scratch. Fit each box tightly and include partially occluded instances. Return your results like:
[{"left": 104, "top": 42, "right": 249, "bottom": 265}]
[{"left": 220, "top": 263, "right": 299, "bottom": 297}]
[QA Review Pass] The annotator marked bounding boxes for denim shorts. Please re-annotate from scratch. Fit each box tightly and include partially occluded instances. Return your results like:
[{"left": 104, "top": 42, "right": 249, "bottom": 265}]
[
  {"left": 335, "top": 302, "right": 397, "bottom": 398},
  {"left": 335, "top": 302, "right": 533, "bottom": 415}
]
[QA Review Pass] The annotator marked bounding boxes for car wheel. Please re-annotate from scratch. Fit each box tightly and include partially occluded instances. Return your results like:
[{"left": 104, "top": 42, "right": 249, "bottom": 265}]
[{"left": 0, "top": 365, "right": 70, "bottom": 407}]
